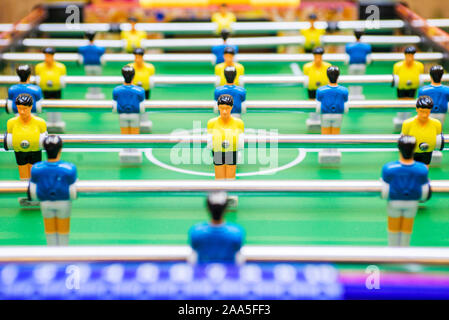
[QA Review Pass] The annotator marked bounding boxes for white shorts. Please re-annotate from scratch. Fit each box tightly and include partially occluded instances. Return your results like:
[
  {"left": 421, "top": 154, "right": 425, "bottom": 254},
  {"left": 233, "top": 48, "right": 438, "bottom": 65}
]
[
  {"left": 119, "top": 113, "right": 140, "bottom": 128},
  {"left": 348, "top": 64, "right": 366, "bottom": 75},
  {"left": 387, "top": 200, "right": 418, "bottom": 219},
  {"left": 321, "top": 114, "right": 343, "bottom": 128},
  {"left": 84, "top": 65, "right": 102, "bottom": 76},
  {"left": 41, "top": 200, "right": 72, "bottom": 219}
]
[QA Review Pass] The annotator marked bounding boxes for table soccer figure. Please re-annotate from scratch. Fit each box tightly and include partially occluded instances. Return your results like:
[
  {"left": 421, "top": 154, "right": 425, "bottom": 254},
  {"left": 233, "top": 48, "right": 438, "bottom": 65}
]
[
  {"left": 211, "top": 3, "right": 236, "bottom": 34},
  {"left": 121, "top": 17, "right": 147, "bottom": 54},
  {"left": 303, "top": 46, "right": 331, "bottom": 132},
  {"left": 189, "top": 191, "right": 244, "bottom": 263},
  {"left": 345, "top": 29, "right": 372, "bottom": 100},
  {"left": 8, "top": 65, "right": 43, "bottom": 114},
  {"left": 112, "top": 65, "right": 145, "bottom": 163},
  {"left": 128, "top": 47, "right": 155, "bottom": 133},
  {"left": 4, "top": 94, "right": 47, "bottom": 181},
  {"left": 215, "top": 46, "right": 244, "bottom": 86},
  {"left": 214, "top": 66, "right": 246, "bottom": 118},
  {"left": 28, "top": 135, "right": 77, "bottom": 246},
  {"left": 392, "top": 46, "right": 424, "bottom": 131},
  {"left": 401, "top": 96, "right": 444, "bottom": 167},
  {"left": 381, "top": 135, "right": 431, "bottom": 247},
  {"left": 211, "top": 29, "right": 239, "bottom": 65},
  {"left": 300, "top": 13, "right": 325, "bottom": 53},
  {"left": 35, "top": 47, "right": 67, "bottom": 133},
  {"left": 78, "top": 30, "right": 106, "bottom": 99},
  {"left": 316, "top": 66, "right": 348, "bottom": 164}
]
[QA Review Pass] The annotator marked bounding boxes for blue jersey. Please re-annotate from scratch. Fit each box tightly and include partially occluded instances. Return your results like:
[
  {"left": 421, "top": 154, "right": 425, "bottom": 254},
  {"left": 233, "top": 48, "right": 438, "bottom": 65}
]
[
  {"left": 78, "top": 44, "right": 105, "bottom": 65},
  {"left": 8, "top": 83, "right": 43, "bottom": 113},
  {"left": 382, "top": 161, "right": 429, "bottom": 201},
  {"left": 214, "top": 84, "right": 246, "bottom": 114},
  {"left": 345, "top": 42, "right": 372, "bottom": 64},
  {"left": 211, "top": 44, "right": 239, "bottom": 64},
  {"left": 189, "top": 222, "right": 244, "bottom": 263},
  {"left": 112, "top": 85, "right": 145, "bottom": 114},
  {"left": 30, "top": 161, "right": 77, "bottom": 201},
  {"left": 418, "top": 84, "right": 449, "bottom": 114},
  {"left": 316, "top": 85, "right": 348, "bottom": 114}
]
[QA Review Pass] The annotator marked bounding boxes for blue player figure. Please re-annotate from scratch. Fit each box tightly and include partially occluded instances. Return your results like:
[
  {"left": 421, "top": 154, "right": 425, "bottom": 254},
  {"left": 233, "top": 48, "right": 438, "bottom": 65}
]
[
  {"left": 214, "top": 66, "right": 246, "bottom": 118},
  {"left": 345, "top": 29, "right": 372, "bottom": 100},
  {"left": 29, "top": 135, "right": 77, "bottom": 246},
  {"left": 211, "top": 29, "right": 238, "bottom": 65},
  {"left": 8, "top": 65, "right": 43, "bottom": 114},
  {"left": 381, "top": 136, "right": 431, "bottom": 247},
  {"left": 189, "top": 191, "right": 245, "bottom": 263},
  {"left": 78, "top": 30, "right": 106, "bottom": 99},
  {"left": 316, "top": 66, "right": 349, "bottom": 164},
  {"left": 113, "top": 65, "right": 145, "bottom": 163}
]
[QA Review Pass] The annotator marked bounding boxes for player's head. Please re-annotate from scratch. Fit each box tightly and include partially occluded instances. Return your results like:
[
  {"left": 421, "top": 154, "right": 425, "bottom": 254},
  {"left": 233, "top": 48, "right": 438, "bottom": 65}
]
[
  {"left": 327, "top": 66, "right": 340, "bottom": 84},
  {"left": 224, "top": 66, "right": 237, "bottom": 84},
  {"left": 85, "top": 30, "right": 96, "bottom": 42},
  {"left": 207, "top": 191, "right": 228, "bottom": 222},
  {"left": 217, "top": 94, "right": 233, "bottom": 118},
  {"left": 16, "top": 64, "right": 32, "bottom": 83},
  {"left": 308, "top": 13, "right": 317, "bottom": 21},
  {"left": 43, "top": 135, "right": 63, "bottom": 160},
  {"left": 121, "top": 65, "right": 135, "bottom": 84},
  {"left": 133, "top": 47, "right": 145, "bottom": 63},
  {"left": 404, "top": 46, "right": 416, "bottom": 63},
  {"left": 219, "top": 3, "right": 228, "bottom": 13},
  {"left": 430, "top": 65, "right": 444, "bottom": 84},
  {"left": 312, "top": 46, "right": 324, "bottom": 63},
  {"left": 221, "top": 28, "right": 231, "bottom": 41},
  {"left": 43, "top": 47, "right": 55, "bottom": 63},
  {"left": 15, "top": 93, "right": 33, "bottom": 118},
  {"left": 398, "top": 135, "right": 416, "bottom": 160},
  {"left": 354, "top": 29, "right": 364, "bottom": 41},
  {"left": 416, "top": 95, "right": 433, "bottom": 120},
  {"left": 223, "top": 46, "right": 236, "bottom": 65},
  {"left": 128, "top": 16, "right": 138, "bottom": 28}
]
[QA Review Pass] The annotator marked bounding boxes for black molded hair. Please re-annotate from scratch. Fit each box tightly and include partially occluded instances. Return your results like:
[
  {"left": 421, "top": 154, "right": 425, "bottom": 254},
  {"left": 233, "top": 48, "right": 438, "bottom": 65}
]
[
  {"left": 416, "top": 95, "right": 433, "bottom": 109},
  {"left": 224, "top": 66, "right": 237, "bottom": 83},
  {"left": 217, "top": 94, "right": 233, "bottom": 107},
  {"left": 327, "top": 66, "right": 340, "bottom": 83},
  {"left": 398, "top": 135, "right": 416, "bottom": 160},
  {"left": 43, "top": 135, "right": 63, "bottom": 159},
  {"left": 309, "top": 13, "right": 317, "bottom": 20},
  {"left": 223, "top": 46, "right": 236, "bottom": 55},
  {"left": 121, "top": 65, "right": 135, "bottom": 83},
  {"left": 207, "top": 191, "right": 228, "bottom": 221},
  {"left": 430, "top": 65, "right": 444, "bottom": 83},
  {"left": 404, "top": 46, "right": 416, "bottom": 54},
  {"left": 85, "top": 30, "right": 96, "bottom": 42},
  {"left": 43, "top": 47, "right": 55, "bottom": 55},
  {"left": 354, "top": 29, "right": 364, "bottom": 40},
  {"left": 133, "top": 47, "right": 145, "bottom": 56},
  {"left": 221, "top": 29, "right": 231, "bottom": 41},
  {"left": 16, "top": 65, "right": 31, "bottom": 82},
  {"left": 312, "top": 46, "right": 324, "bottom": 55},
  {"left": 15, "top": 93, "right": 33, "bottom": 107},
  {"left": 128, "top": 17, "right": 138, "bottom": 23}
]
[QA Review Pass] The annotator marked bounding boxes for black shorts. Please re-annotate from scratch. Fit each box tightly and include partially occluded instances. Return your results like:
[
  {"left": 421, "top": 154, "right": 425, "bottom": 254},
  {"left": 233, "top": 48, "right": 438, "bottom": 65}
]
[
  {"left": 212, "top": 151, "right": 237, "bottom": 166},
  {"left": 397, "top": 89, "right": 416, "bottom": 99},
  {"left": 43, "top": 90, "right": 62, "bottom": 99},
  {"left": 307, "top": 90, "right": 317, "bottom": 100},
  {"left": 14, "top": 151, "right": 42, "bottom": 166},
  {"left": 145, "top": 90, "right": 150, "bottom": 100},
  {"left": 305, "top": 48, "right": 313, "bottom": 54},
  {"left": 414, "top": 152, "right": 433, "bottom": 165}
]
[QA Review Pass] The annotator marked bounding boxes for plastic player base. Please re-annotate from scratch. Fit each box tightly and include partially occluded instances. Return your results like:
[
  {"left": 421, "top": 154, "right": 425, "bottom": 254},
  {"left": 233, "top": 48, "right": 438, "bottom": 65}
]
[
  {"left": 85, "top": 92, "right": 106, "bottom": 100},
  {"left": 227, "top": 195, "right": 238, "bottom": 211},
  {"left": 119, "top": 150, "right": 143, "bottom": 164},
  {"left": 318, "top": 150, "right": 342, "bottom": 164},
  {"left": 47, "top": 122, "right": 66, "bottom": 134},
  {"left": 306, "top": 119, "right": 321, "bottom": 133},
  {"left": 19, "top": 197, "right": 40, "bottom": 207},
  {"left": 139, "top": 121, "right": 153, "bottom": 134},
  {"left": 431, "top": 151, "right": 443, "bottom": 166}
]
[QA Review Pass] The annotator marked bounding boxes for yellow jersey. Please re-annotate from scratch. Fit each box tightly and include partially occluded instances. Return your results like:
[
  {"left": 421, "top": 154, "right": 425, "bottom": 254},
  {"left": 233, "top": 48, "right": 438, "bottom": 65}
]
[
  {"left": 121, "top": 30, "right": 147, "bottom": 53},
  {"left": 393, "top": 60, "right": 424, "bottom": 90},
  {"left": 211, "top": 12, "right": 236, "bottom": 33},
  {"left": 207, "top": 116, "right": 244, "bottom": 152},
  {"left": 215, "top": 62, "right": 244, "bottom": 86},
  {"left": 401, "top": 116, "right": 442, "bottom": 153},
  {"left": 300, "top": 28, "right": 326, "bottom": 50},
  {"left": 128, "top": 62, "right": 155, "bottom": 91},
  {"left": 303, "top": 61, "right": 332, "bottom": 90},
  {"left": 7, "top": 116, "right": 47, "bottom": 152},
  {"left": 35, "top": 62, "right": 67, "bottom": 91}
]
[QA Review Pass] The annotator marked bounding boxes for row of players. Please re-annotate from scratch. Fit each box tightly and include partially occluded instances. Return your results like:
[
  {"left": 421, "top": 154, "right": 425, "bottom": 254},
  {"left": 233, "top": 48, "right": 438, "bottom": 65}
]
[{"left": 3, "top": 91, "right": 440, "bottom": 250}]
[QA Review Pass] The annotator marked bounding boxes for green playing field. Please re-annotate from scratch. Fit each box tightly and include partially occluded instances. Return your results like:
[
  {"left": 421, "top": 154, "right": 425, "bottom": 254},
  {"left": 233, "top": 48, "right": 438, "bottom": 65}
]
[{"left": 0, "top": 60, "right": 448, "bottom": 247}]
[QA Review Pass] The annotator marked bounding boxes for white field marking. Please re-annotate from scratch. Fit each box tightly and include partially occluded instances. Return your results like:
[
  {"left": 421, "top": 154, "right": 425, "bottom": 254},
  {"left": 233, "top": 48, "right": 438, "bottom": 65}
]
[{"left": 289, "top": 62, "right": 303, "bottom": 76}]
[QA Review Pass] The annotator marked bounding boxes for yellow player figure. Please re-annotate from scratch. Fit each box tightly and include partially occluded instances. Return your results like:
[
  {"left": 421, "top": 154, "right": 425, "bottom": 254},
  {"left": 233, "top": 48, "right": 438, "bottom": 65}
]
[
  {"left": 392, "top": 46, "right": 424, "bottom": 131},
  {"left": 303, "top": 47, "right": 331, "bottom": 132},
  {"left": 128, "top": 47, "right": 155, "bottom": 133},
  {"left": 401, "top": 96, "right": 444, "bottom": 167},
  {"left": 4, "top": 94, "right": 47, "bottom": 180},
  {"left": 121, "top": 17, "right": 147, "bottom": 53},
  {"left": 35, "top": 47, "right": 66, "bottom": 133},
  {"left": 211, "top": 3, "right": 236, "bottom": 34},
  {"left": 215, "top": 46, "right": 244, "bottom": 86},
  {"left": 300, "top": 13, "right": 326, "bottom": 53}
]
